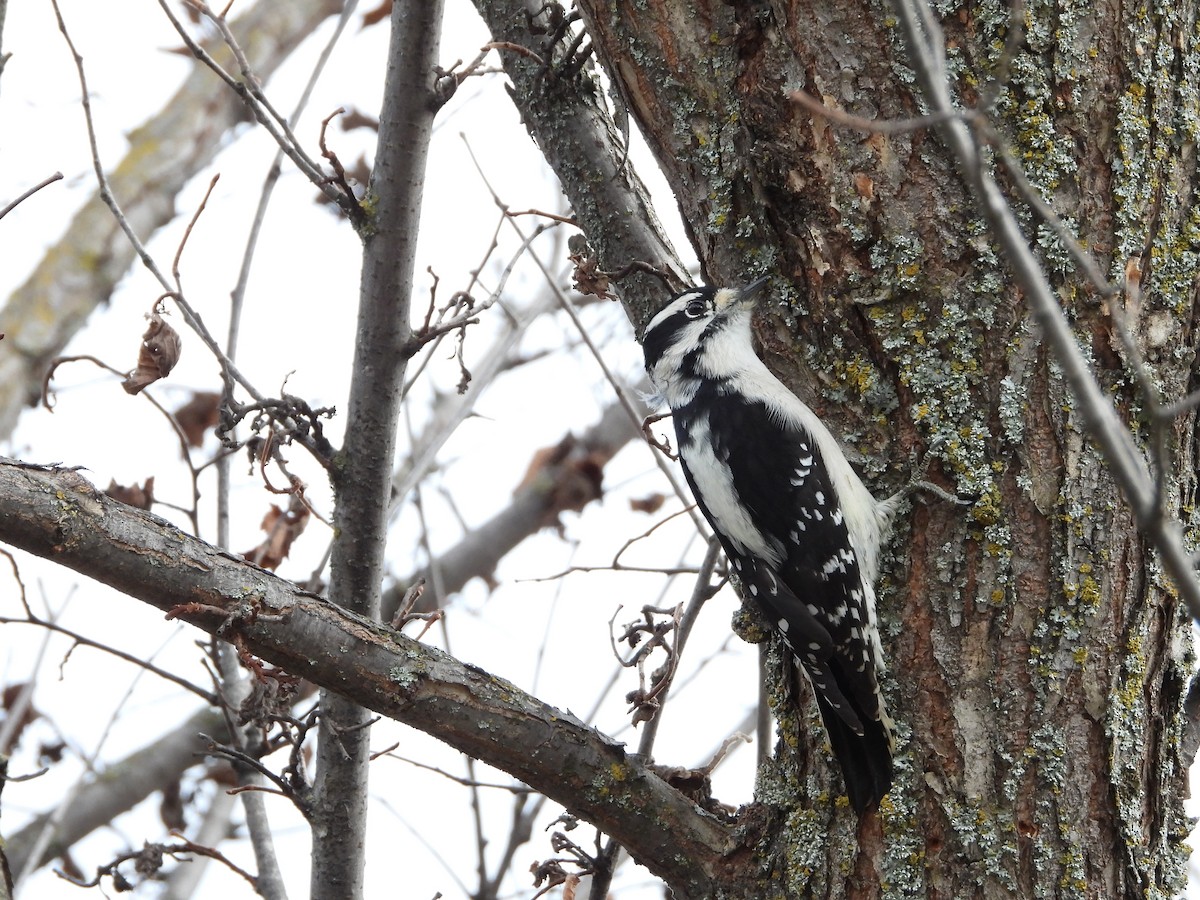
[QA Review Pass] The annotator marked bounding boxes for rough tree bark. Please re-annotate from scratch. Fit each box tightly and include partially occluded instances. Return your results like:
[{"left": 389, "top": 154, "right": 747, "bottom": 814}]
[
  {"left": 487, "top": 0, "right": 1196, "bottom": 896},
  {"left": 0, "top": 459, "right": 739, "bottom": 898}
]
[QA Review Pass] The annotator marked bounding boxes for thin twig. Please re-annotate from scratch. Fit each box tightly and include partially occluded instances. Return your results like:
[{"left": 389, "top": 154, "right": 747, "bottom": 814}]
[
  {"left": 506, "top": 207, "right": 578, "bottom": 225},
  {"left": 378, "top": 750, "right": 533, "bottom": 792},
  {"left": 41, "top": 354, "right": 205, "bottom": 532},
  {"left": 788, "top": 88, "right": 960, "bottom": 135},
  {"left": 52, "top": 1, "right": 267, "bottom": 408},
  {"left": 482, "top": 40, "right": 545, "bottom": 65},
  {"left": 401, "top": 222, "right": 559, "bottom": 356},
  {"left": 0, "top": 171, "right": 63, "bottom": 220},
  {"left": 18, "top": 626, "right": 185, "bottom": 886},
  {"left": 635, "top": 537, "right": 722, "bottom": 751},
  {"left": 159, "top": 0, "right": 342, "bottom": 207},
  {"left": 459, "top": 136, "right": 708, "bottom": 536},
  {"left": 0, "top": 615, "right": 215, "bottom": 705},
  {"left": 172, "top": 174, "right": 220, "bottom": 285}
]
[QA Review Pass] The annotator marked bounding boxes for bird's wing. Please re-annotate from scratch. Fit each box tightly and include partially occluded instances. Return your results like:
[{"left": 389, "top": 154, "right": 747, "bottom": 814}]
[{"left": 703, "top": 395, "right": 885, "bottom": 728}]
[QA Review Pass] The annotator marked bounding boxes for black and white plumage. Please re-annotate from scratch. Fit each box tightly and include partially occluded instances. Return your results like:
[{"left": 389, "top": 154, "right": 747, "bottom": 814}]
[{"left": 642, "top": 278, "right": 897, "bottom": 812}]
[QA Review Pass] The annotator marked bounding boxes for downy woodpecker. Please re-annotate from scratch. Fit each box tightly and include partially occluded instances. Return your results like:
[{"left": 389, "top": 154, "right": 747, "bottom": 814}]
[{"left": 642, "top": 278, "right": 897, "bottom": 812}]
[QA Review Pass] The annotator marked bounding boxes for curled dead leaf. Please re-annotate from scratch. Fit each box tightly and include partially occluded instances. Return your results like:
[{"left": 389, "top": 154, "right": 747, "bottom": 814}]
[
  {"left": 629, "top": 492, "right": 666, "bottom": 514},
  {"left": 243, "top": 499, "right": 311, "bottom": 570},
  {"left": 105, "top": 477, "right": 155, "bottom": 510},
  {"left": 567, "top": 233, "right": 613, "bottom": 300},
  {"left": 122, "top": 312, "right": 181, "bottom": 395},
  {"left": 173, "top": 391, "right": 221, "bottom": 447}
]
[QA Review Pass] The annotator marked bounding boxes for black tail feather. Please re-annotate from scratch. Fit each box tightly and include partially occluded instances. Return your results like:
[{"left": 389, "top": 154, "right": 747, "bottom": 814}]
[{"left": 815, "top": 693, "right": 893, "bottom": 813}]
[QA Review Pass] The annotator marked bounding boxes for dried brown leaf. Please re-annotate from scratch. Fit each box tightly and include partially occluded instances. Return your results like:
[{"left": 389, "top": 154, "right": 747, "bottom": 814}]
[
  {"left": 207, "top": 762, "right": 239, "bottom": 788},
  {"left": 2, "top": 683, "right": 40, "bottom": 747},
  {"left": 361, "top": 0, "right": 392, "bottom": 28},
  {"left": 57, "top": 853, "right": 84, "bottom": 883},
  {"left": 173, "top": 391, "right": 221, "bottom": 447},
  {"left": 122, "top": 312, "right": 181, "bottom": 395},
  {"left": 242, "top": 500, "right": 311, "bottom": 570},
  {"left": 338, "top": 108, "right": 380, "bottom": 133},
  {"left": 516, "top": 436, "right": 606, "bottom": 530},
  {"left": 569, "top": 251, "right": 612, "bottom": 300},
  {"left": 629, "top": 492, "right": 666, "bottom": 514},
  {"left": 159, "top": 777, "right": 186, "bottom": 831},
  {"left": 105, "top": 478, "right": 155, "bottom": 510}
]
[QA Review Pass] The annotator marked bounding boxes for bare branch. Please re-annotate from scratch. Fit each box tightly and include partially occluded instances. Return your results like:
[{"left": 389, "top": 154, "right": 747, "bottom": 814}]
[
  {"left": 0, "top": 459, "right": 738, "bottom": 896},
  {"left": 473, "top": 0, "right": 690, "bottom": 327},
  {"left": 0, "top": 172, "right": 62, "bottom": 221},
  {"left": 0, "top": 615, "right": 214, "bottom": 706},
  {"left": 55, "top": 837, "right": 257, "bottom": 892},
  {"left": 378, "top": 750, "right": 533, "bottom": 793},
  {"left": 158, "top": 0, "right": 347, "bottom": 211},
  {"left": 788, "top": 88, "right": 957, "bottom": 135},
  {"left": 49, "top": 0, "right": 269, "bottom": 409},
  {"left": 171, "top": 174, "right": 220, "bottom": 285},
  {"left": 384, "top": 394, "right": 650, "bottom": 618},
  {"left": 308, "top": 1, "right": 445, "bottom": 892},
  {"left": 3, "top": 707, "right": 230, "bottom": 878},
  {"left": 0, "top": 0, "right": 339, "bottom": 440}
]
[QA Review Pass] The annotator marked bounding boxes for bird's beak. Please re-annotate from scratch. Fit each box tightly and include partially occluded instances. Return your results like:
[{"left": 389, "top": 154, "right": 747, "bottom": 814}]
[{"left": 739, "top": 276, "right": 770, "bottom": 306}]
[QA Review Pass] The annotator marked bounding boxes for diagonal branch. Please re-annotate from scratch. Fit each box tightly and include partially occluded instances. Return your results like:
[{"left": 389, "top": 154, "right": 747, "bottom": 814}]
[
  {"left": 0, "top": 0, "right": 342, "bottom": 440},
  {"left": 3, "top": 708, "right": 229, "bottom": 879},
  {"left": 0, "top": 458, "right": 738, "bottom": 897},
  {"left": 384, "top": 386, "right": 649, "bottom": 618},
  {"left": 471, "top": 0, "right": 690, "bottom": 329}
]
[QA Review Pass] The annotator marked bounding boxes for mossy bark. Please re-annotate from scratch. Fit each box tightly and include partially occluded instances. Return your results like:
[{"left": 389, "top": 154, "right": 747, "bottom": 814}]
[{"left": 568, "top": 1, "right": 1199, "bottom": 896}]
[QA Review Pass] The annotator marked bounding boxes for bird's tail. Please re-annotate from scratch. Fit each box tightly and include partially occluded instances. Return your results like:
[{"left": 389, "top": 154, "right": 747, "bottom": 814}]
[{"left": 814, "top": 690, "right": 893, "bottom": 814}]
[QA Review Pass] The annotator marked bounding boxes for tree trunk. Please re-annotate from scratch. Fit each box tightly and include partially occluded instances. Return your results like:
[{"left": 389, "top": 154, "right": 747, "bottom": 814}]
[
  {"left": 540, "top": 0, "right": 1197, "bottom": 895},
  {"left": 310, "top": 1, "right": 444, "bottom": 895}
]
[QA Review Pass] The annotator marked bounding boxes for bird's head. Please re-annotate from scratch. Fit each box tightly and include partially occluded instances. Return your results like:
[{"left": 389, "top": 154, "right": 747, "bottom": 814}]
[{"left": 641, "top": 277, "right": 770, "bottom": 392}]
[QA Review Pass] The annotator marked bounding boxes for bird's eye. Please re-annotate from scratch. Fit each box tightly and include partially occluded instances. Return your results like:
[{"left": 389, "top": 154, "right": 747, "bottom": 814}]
[{"left": 684, "top": 297, "right": 707, "bottom": 319}]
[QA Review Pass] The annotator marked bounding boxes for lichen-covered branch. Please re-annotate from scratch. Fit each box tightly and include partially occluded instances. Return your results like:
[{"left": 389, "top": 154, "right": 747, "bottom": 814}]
[
  {"left": 480, "top": 1, "right": 1197, "bottom": 895},
  {"left": 471, "top": 0, "right": 690, "bottom": 330},
  {"left": 0, "top": 458, "right": 740, "bottom": 897},
  {"left": 892, "top": 0, "right": 1200, "bottom": 622}
]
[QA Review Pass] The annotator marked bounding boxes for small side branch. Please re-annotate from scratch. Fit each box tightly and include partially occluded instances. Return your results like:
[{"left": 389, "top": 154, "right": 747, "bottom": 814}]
[{"left": 0, "top": 172, "right": 63, "bottom": 221}]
